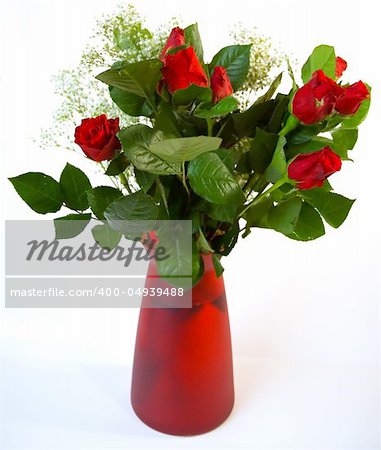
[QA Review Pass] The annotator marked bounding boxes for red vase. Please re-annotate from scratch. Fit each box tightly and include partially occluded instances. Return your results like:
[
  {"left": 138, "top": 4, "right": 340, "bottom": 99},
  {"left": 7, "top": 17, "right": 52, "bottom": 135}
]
[{"left": 131, "top": 254, "right": 234, "bottom": 436}]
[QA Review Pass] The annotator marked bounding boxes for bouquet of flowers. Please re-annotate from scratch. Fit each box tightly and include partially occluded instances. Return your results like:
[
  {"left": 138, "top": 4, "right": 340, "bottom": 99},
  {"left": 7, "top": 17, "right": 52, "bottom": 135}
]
[
  {"left": 10, "top": 24, "right": 371, "bottom": 280},
  {"left": 8, "top": 21, "right": 372, "bottom": 437}
]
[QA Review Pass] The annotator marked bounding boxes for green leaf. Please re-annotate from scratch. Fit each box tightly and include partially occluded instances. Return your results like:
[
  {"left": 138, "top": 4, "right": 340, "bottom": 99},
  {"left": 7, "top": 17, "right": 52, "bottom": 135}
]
[
  {"left": 321, "top": 180, "right": 333, "bottom": 192},
  {"left": 268, "top": 197, "right": 302, "bottom": 234},
  {"left": 166, "top": 45, "right": 188, "bottom": 56},
  {"left": 9, "top": 172, "right": 63, "bottom": 214},
  {"left": 329, "top": 129, "right": 356, "bottom": 160},
  {"left": 255, "top": 72, "right": 283, "bottom": 104},
  {"left": 148, "top": 136, "right": 222, "bottom": 163},
  {"left": 212, "top": 253, "right": 224, "bottom": 277},
  {"left": 270, "top": 183, "right": 296, "bottom": 202},
  {"left": 244, "top": 196, "right": 273, "bottom": 229},
  {"left": 104, "top": 191, "right": 158, "bottom": 228},
  {"left": 109, "top": 86, "right": 153, "bottom": 117},
  {"left": 324, "top": 114, "right": 343, "bottom": 131},
  {"left": 105, "top": 153, "right": 129, "bottom": 176},
  {"left": 54, "top": 213, "right": 91, "bottom": 239},
  {"left": 156, "top": 101, "right": 197, "bottom": 137},
  {"left": 200, "top": 201, "right": 238, "bottom": 224},
  {"left": 87, "top": 186, "right": 123, "bottom": 220},
  {"left": 213, "top": 148, "right": 237, "bottom": 174},
  {"left": 287, "top": 123, "right": 325, "bottom": 145},
  {"left": 96, "top": 59, "right": 162, "bottom": 104},
  {"left": 301, "top": 45, "right": 336, "bottom": 82},
  {"left": 287, "top": 202, "right": 325, "bottom": 241},
  {"left": 91, "top": 223, "right": 121, "bottom": 250},
  {"left": 265, "top": 196, "right": 326, "bottom": 241},
  {"left": 60, "top": 163, "right": 91, "bottom": 211},
  {"left": 266, "top": 93, "right": 290, "bottom": 133},
  {"left": 231, "top": 99, "right": 277, "bottom": 138},
  {"left": 154, "top": 222, "right": 193, "bottom": 282},
  {"left": 188, "top": 153, "right": 244, "bottom": 205},
  {"left": 286, "top": 136, "right": 333, "bottom": 159},
  {"left": 331, "top": 128, "right": 358, "bottom": 150},
  {"left": 193, "top": 96, "right": 238, "bottom": 119},
  {"left": 209, "top": 44, "right": 252, "bottom": 90},
  {"left": 134, "top": 169, "right": 156, "bottom": 193},
  {"left": 197, "top": 227, "right": 213, "bottom": 254},
  {"left": 155, "top": 104, "right": 181, "bottom": 138},
  {"left": 341, "top": 87, "right": 371, "bottom": 129},
  {"left": 192, "top": 242, "right": 204, "bottom": 285},
  {"left": 119, "top": 125, "right": 181, "bottom": 175},
  {"left": 189, "top": 210, "right": 202, "bottom": 233},
  {"left": 172, "top": 84, "right": 212, "bottom": 106},
  {"left": 249, "top": 128, "right": 278, "bottom": 173},
  {"left": 265, "top": 136, "right": 287, "bottom": 183},
  {"left": 235, "top": 152, "right": 251, "bottom": 174},
  {"left": 286, "top": 136, "right": 349, "bottom": 160},
  {"left": 184, "top": 23, "right": 204, "bottom": 62},
  {"left": 301, "top": 190, "right": 355, "bottom": 228}
]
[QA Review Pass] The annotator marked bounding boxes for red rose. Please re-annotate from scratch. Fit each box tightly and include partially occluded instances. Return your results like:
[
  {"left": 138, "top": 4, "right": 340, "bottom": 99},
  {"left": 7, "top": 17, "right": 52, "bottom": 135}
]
[
  {"left": 74, "top": 114, "right": 121, "bottom": 162},
  {"left": 161, "top": 47, "right": 209, "bottom": 94},
  {"left": 210, "top": 66, "right": 233, "bottom": 103},
  {"left": 142, "top": 230, "right": 159, "bottom": 245},
  {"left": 288, "top": 147, "right": 342, "bottom": 190},
  {"left": 292, "top": 70, "right": 344, "bottom": 124},
  {"left": 335, "top": 56, "right": 347, "bottom": 79},
  {"left": 160, "top": 27, "right": 186, "bottom": 61},
  {"left": 335, "top": 81, "right": 370, "bottom": 115}
]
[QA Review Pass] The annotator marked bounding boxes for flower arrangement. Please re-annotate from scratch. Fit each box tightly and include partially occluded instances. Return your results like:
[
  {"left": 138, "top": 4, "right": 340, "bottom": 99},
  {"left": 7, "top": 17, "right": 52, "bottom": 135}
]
[{"left": 10, "top": 24, "right": 371, "bottom": 280}]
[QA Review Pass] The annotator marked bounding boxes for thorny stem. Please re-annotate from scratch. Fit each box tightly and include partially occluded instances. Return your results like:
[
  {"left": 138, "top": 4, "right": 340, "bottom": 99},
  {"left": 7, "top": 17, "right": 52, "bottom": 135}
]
[{"left": 239, "top": 177, "right": 288, "bottom": 217}]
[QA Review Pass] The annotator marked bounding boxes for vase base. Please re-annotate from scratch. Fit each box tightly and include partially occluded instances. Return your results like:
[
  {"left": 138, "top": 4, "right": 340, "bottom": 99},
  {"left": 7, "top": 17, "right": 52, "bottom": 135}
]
[{"left": 132, "top": 398, "right": 235, "bottom": 436}]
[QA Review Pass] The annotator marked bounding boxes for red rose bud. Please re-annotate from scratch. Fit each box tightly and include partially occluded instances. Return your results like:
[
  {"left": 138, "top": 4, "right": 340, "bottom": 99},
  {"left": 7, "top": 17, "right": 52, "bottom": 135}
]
[
  {"left": 292, "top": 70, "right": 344, "bottom": 124},
  {"left": 288, "top": 147, "right": 342, "bottom": 190},
  {"left": 335, "top": 56, "right": 347, "bottom": 79},
  {"left": 335, "top": 81, "right": 370, "bottom": 115},
  {"left": 74, "top": 114, "right": 121, "bottom": 162},
  {"left": 141, "top": 230, "right": 159, "bottom": 256},
  {"left": 161, "top": 47, "right": 209, "bottom": 93},
  {"left": 292, "top": 70, "right": 343, "bottom": 125},
  {"left": 211, "top": 66, "right": 233, "bottom": 103},
  {"left": 142, "top": 230, "right": 159, "bottom": 245},
  {"left": 160, "top": 27, "right": 186, "bottom": 61}
]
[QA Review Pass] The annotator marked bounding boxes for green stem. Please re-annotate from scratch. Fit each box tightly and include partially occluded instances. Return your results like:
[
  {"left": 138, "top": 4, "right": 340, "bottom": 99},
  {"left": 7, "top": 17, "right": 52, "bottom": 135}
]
[
  {"left": 279, "top": 114, "right": 299, "bottom": 137},
  {"left": 216, "top": 119, "right": 228, "bottom": 138},
  {"left": 242, "top": 174, "right": 254, "bottom": 193},
  {"left": 119, "top": 172, "right": 132, "bottom": 194},
  {"left": 206, "top": 118, "right": 213, "bottom": 137},
  {"left": 100, "top": 162, "right": 122, "bottom": 190},
  {"left": 242, "top": 173, "right": 263, "bottom": 194},
  {"left": 239, "top": 177, "right": 288, "bottom": 217},
  {"left": 181, "top": 161, "right": 190, "bottom": 197}
]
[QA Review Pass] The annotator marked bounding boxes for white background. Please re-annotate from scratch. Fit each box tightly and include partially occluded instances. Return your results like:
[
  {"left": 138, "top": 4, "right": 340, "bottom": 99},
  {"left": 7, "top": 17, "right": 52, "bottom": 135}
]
[{"left": 0, "top": 0, "right": 380, "bottom": 448}]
